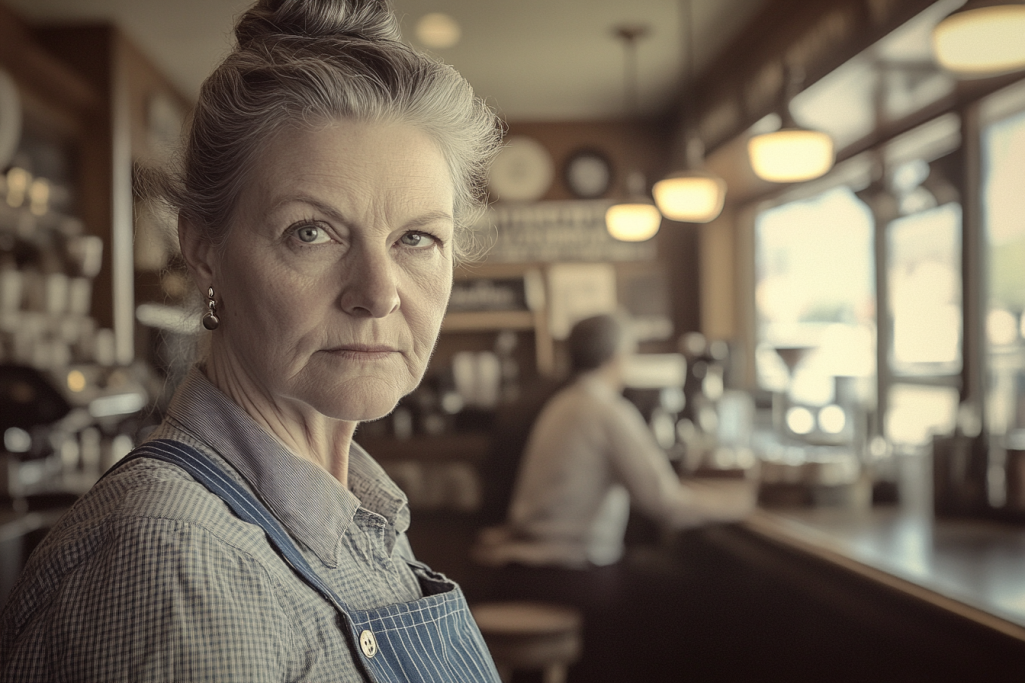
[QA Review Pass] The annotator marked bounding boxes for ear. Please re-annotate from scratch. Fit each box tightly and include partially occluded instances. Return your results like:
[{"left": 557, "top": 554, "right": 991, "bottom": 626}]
[{"left": 178, "top": 214, "right": 217, "bottom": 291}]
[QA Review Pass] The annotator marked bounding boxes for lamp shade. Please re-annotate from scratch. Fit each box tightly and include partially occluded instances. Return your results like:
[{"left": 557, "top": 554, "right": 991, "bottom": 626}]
[
  {"left": 605, "top": 201, "right": 662, "bottom": 241},
  {"left": 653, "top": 171, "right": 727, "bottom": 222},
  {"left": 748, "top": 128, "right": 834, "bottom": 183},
  {"left": 932, "top": 3, "right": 1025, "bottom": 76}
]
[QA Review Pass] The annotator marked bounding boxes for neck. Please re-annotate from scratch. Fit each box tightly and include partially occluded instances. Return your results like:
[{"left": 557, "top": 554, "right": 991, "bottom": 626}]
[
  {"left": 204, "top": 345, "right": 356, "bottom": 487},
  {"left": 582, "top": 357, "right": 626, "bottom": 392}
]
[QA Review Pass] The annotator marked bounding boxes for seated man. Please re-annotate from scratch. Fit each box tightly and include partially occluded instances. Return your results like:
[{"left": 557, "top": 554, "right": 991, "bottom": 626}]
[{"left": 476, "top": 314, "right": 755, "bottom": 570}]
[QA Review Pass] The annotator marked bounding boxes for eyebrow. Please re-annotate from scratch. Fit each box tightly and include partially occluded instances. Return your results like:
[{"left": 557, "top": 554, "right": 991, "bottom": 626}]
[{"left": 270, "top": 194, "right": 454, "bottom": 230}]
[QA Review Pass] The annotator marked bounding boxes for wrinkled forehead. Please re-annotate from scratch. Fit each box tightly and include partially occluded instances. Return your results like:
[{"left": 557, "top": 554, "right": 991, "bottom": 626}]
[{"left": 219, "top": 118, "right": 455, "bottom": 241}]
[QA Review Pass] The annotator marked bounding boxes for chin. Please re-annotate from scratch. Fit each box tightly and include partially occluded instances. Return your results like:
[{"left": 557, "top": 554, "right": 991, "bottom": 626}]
[{"left": 309, "top": 378, "right": 409, "bottom": 423}]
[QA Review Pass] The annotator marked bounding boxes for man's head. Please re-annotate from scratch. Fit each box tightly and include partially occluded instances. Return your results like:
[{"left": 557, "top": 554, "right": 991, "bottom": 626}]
[{"left": 567, "top": 314, "right": 634, "bottom": 375}]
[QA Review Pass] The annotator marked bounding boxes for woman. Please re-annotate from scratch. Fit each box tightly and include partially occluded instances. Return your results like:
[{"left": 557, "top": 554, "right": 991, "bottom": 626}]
[{"left": 0, "top": 1, "right": 503, "bottom": 680}]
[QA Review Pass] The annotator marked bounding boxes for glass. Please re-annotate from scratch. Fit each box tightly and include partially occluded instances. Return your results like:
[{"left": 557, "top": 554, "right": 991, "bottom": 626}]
[
  {"left": 982, "top": 107, "right": 1025, "bottom": 442},
  {"left": 887, "top": 202, "right": 963, "bottom": 375},
  {"left": 755, "top": 186, "right": 876, "bottom": 405}
]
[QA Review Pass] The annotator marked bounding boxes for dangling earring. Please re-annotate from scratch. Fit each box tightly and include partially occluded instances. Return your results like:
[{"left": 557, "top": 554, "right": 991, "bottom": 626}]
[{"left": 202, "top": 287, "right": 220, "bottom": 331}]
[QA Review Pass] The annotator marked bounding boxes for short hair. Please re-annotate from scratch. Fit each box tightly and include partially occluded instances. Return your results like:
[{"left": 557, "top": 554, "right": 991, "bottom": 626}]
[
  {"left": 163, "top": 0, "right": 502, "bottom": 260},
  {"left": 567, "top": 315, "right": 628, "bottom": 374}
]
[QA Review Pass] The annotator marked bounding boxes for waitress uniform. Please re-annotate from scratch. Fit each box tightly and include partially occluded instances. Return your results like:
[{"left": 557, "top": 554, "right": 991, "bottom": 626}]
[{"left": 0, "top": 368, "right": 500, "bottom": 682}]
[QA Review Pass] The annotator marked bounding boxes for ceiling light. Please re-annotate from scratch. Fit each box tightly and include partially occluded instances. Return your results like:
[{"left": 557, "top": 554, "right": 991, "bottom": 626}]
[
  {"left": 605, "top": 201, "right": 662, "bottom": 242},
  {"left": 415, "top": 13, "right": 461, "bottom": 49},
  {"left": 653, "top": 162, "right": 726, "bottom": 222},
  {"left": 653, "top": 0, "right": 727, "bottom": 223},
  {"left": 932, "top": 2, "right": 1025, "bottom": 77},
  {"left": 748, "top": 128, "right": 834, "bottom": 183},
  {"left": 606, "top": 26, "right": 662, "bottom": 242},
  {"left": 748, "top": 64, "right": 835, "bottom": 184}
]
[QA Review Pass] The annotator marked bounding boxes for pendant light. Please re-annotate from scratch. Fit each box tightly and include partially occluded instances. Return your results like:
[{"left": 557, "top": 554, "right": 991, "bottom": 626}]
[
  {"left": 606, "top": 25, "right": 663, "bottom": 242},
  {"left": 652, "top": 0, "right": 727, "bottom": 223},
  {"left": 931, "top": 1, "right": 1025, "bottom": 77},
  {"left": 607, "top": 170, "right": 663, "bottom": 241},
  {"left": 747, "top": 66, "right": 834, "bottom": 183}
]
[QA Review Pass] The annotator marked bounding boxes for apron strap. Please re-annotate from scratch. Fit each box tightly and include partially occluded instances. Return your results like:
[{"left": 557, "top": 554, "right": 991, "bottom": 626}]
[
  {"left": 108, "top": 439, "right": 500, "bottom": 683},
  {"left": 105, "top": 439, "right": 390, "bottom": 679},
  {"left": 110, "top": 439, "right": 352, "bottom": 612}
]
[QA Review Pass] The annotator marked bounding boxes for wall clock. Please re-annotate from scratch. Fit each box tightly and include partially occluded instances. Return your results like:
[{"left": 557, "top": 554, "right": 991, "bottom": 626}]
[
  {"left": 564, "top": 148, "right": 613, "bottom": 199},
  {"left": 487, "top": 135, "right": 554, "bottom": 202}
]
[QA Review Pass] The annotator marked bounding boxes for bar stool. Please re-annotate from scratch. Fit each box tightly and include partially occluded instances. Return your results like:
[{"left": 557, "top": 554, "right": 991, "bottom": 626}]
[{"left": 471, "top": 601, "right": 583, "bottom": 683}]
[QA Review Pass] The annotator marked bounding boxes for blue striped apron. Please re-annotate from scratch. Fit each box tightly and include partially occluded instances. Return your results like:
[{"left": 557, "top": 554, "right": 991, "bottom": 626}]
[{"left": 108, "top": 439, "right": 501, "bottom": 683}]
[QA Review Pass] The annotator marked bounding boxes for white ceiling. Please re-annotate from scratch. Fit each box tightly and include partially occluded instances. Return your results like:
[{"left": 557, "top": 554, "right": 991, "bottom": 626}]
[{"left": 3, "top": 0, "right": 767, "bottom": 121}]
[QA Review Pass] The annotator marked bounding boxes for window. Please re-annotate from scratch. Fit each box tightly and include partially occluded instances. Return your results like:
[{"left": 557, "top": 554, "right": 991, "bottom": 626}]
[
  {"left": 755, "top": 186, "right": 876, "bottom": 409},
  {"left": 754, "top": 115, "right": 965, "bottom": 452},
  {"left": 981, "top": 90, "right": 1025, "bottom": 447},
  {"left": 887, "top": 202, "right": 962, "bottom": 375}
]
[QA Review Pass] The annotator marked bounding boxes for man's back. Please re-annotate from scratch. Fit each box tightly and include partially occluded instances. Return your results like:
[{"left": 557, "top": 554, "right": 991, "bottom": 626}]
[{"left": 505, "top": 375, "right": 636, "bottom": 566}]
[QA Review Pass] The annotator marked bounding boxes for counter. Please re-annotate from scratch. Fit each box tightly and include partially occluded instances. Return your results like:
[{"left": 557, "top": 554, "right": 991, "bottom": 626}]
[{"left": 743, "top": 506, "right": 1025, "bottom": 642}]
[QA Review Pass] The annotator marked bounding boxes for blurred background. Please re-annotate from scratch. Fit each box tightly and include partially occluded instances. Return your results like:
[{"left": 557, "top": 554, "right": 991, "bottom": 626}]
[{"left": 2, "top": 0, "right": 1025, "bottom": 679}]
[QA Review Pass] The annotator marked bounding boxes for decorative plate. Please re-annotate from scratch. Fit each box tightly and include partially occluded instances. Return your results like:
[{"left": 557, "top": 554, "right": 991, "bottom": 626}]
[{"left": 488, "top": 135, "right": 554, "bottom": 202}]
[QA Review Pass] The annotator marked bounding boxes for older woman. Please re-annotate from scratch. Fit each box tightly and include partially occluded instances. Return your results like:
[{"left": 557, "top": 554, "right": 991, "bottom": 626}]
[{"left": 0, "top": 0, "right": 502, "bottom": 681}]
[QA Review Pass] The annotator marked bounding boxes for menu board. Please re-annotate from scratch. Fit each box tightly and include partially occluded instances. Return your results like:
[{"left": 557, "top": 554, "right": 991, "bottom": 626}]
[
  {"left": 473, "top": 200, "right": 657, "bottom": 263},
  {"left": 448, "top": 277, "right": 528, "bottom": 312}
]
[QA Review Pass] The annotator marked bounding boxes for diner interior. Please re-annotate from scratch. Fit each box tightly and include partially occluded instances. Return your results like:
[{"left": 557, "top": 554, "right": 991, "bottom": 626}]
[{"left": 2, "top": 0, "right": 1025, "bottom": 679}]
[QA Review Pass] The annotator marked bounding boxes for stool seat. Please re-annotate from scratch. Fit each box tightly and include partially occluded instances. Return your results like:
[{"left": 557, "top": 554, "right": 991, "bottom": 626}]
[{"left": 472, "top": 601, "right": 583, "bottom": 683}]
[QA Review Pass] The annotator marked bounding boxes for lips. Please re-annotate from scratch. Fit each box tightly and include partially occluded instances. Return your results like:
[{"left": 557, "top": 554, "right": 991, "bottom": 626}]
[
  {"left": 330, "top": 344, "right": 397, "bottom": 353},
  {"left": 323, "top": 344, "right": 400, "bottom": 359}
]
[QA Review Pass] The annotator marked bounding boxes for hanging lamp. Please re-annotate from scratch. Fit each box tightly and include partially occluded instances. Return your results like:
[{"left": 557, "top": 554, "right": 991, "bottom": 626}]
[
  {"left": 931, "top": 1, "right": 1025, "bottom": 77},
  {"left": 607, "top": 170, "right": 662, "bottom": 241},
  {"left": 606, "top": 25, "right": 663, "bottom": 242},
  {"left": 652, "top": 0, "right": 727, "bottom": 223},
  {"left": 747, "top": 66, "right": 834, "bottom": 183},
  {"left": 748, "top": 129, "right": 834, "bottom": 183},
  {"left": 654, "top": 138, "right": 727, "bottom": 223}
]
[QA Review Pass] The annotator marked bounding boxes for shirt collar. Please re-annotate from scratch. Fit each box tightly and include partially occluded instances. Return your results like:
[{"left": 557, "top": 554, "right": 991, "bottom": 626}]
[
  {"left": 576, "top": 371, "right": 620, "bottom": 400},
  {"left": 162, "top": 367, "right": 410, "bottom": 567}
]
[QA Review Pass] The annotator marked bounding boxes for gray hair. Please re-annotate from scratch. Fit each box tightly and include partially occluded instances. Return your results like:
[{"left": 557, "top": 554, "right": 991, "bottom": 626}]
[{"left": 164, "top": 0, "right": 502, "bottom": 259}]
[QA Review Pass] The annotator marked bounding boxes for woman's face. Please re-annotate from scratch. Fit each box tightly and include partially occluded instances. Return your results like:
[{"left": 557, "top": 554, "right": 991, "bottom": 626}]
[{"left": 207, "top": 120, "right": 455, "bottom": 422}]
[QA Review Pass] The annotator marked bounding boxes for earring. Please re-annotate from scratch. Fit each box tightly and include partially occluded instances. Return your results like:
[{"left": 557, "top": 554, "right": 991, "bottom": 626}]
[{"left": 202, "top": 287, "right": 220, "bottom": 331}]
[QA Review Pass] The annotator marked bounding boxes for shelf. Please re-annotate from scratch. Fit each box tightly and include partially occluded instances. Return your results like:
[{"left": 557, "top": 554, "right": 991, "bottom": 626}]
[
  {"left": 357, "top": 433, "right": 490, "bottom": 462},
  {"left": 442, "top": 310, "right": 536, "bottom": 332}
]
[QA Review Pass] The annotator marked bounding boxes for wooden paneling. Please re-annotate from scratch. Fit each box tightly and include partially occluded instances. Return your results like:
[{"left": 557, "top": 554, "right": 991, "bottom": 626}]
[
  {"left": 500, "top": 120, "right": 700, "bottom": 337},
  {"left": 32, "top": 24, "right": 192, "bottom": 356},
  {"left": 681, "top": 0, "right": 939, "bottom": 158},
  {"left": 0, "top": 5, "right": 98, "bottom": 117},
  {"left": 504, "top": 119, "right": 672, "bottom": 202}
]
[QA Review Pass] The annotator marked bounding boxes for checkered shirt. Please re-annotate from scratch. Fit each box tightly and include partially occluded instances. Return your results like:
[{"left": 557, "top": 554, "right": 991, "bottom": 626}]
[{"left": 0, "top": 367, "right": 426, "bottom": 682}]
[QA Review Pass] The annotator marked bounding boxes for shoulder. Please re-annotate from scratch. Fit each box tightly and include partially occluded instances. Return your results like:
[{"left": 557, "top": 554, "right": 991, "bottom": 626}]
[
  {"left": 1, "top": 459, "right": 294, "bottom": 679},
  {"left": 5, "top": 457, "right": 276, "bottom": 622},
  {"left": 70, "top": 456, "right": 265, "bottom": 549},
  {"left": 543, "top": 380, "right": 637, "bottom": 424}
]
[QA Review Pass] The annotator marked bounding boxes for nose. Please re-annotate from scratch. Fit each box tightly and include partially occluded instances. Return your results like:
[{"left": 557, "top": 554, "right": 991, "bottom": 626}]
[{"left": 339, "top": 243, "right": 401, "bottom": 318}]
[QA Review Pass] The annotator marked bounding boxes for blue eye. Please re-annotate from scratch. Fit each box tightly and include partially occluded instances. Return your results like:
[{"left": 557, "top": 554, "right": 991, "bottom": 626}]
[
  {"left": 400, "top": 232, "right": 437, "bottom": 248},
  {"left": 297, "top": 225, "right": 321, "bottom": 243}
]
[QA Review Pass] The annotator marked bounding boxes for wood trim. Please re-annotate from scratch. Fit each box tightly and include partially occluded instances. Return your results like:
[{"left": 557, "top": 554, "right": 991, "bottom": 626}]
[
  {"left": 0, "top": 5, "right": 99, "bottom": 115},
  {"left": 678, "top": 0, "right": 939, "bottom": 159}
]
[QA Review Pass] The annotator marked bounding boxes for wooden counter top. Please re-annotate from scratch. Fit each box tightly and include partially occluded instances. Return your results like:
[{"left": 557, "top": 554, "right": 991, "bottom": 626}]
[{"left": 744, "top": 505, "right": 1025, "bottom": 642}]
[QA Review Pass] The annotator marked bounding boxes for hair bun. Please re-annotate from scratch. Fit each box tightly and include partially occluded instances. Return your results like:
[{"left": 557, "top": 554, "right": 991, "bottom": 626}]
[{"left": 235, "top": 0, "right": 401, "bottom": 48}]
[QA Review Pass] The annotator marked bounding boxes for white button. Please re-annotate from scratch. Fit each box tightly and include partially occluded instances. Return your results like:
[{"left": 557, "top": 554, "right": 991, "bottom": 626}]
[{"left": 359, "top": 629, "right": 378, "bottom": 658}]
